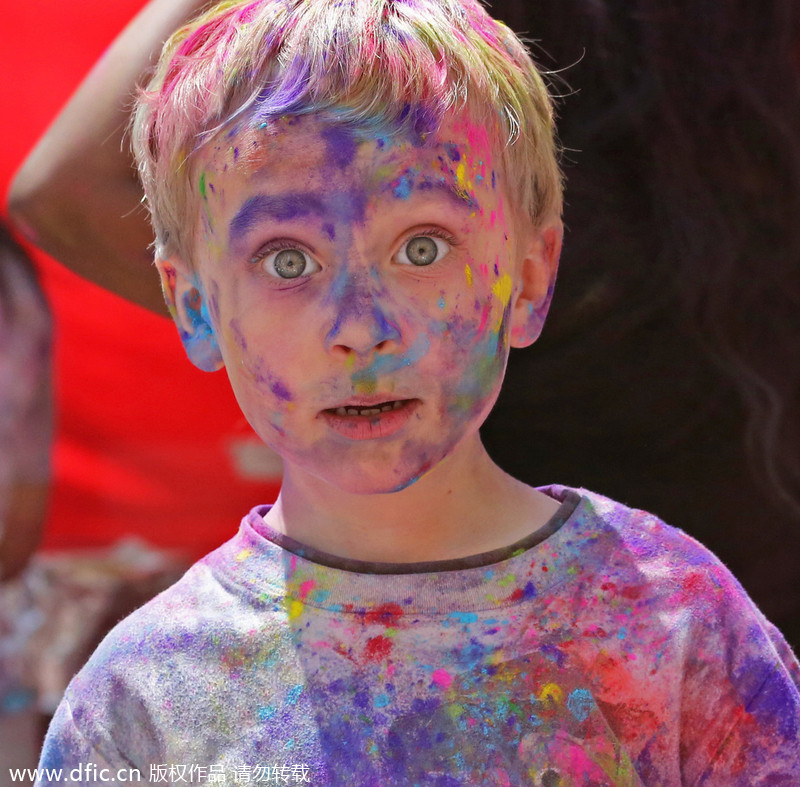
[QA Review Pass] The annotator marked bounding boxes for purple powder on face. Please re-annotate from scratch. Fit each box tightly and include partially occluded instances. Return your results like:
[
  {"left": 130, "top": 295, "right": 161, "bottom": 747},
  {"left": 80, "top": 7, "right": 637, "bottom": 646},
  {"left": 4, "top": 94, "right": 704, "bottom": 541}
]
[
  {"left": 410, "top": 105, "right": 439, "bottom": 147},
  {"left": 230, "top": 320, "right": 247, "bottom": 351},
  {"left": 228, "top": 193, "right": 326, "bottom": 242},
  {"left": 270, "top": 378, "right": 293, "bottom": 402},
  {"left": 371, "top": 305, "right": 400, "bottom": 346},
  {"left": 331, "top": 189, "right": 367, "bottom": 225},
  {"left": 322, "top": 125, "right": 358, "bottom": 169},
  {"left": 445, "top": 144, "right": 461, "bottom": 162}
]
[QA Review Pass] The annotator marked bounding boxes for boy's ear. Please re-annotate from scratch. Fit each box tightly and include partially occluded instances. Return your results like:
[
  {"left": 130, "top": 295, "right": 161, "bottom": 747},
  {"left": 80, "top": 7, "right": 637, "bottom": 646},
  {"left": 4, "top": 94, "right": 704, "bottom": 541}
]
[
  {"left": 509, "top": 219, "right": 563, "bottom": 348},
  {"left": 155, "top": 257, "right": 224, "bottom": 372}
]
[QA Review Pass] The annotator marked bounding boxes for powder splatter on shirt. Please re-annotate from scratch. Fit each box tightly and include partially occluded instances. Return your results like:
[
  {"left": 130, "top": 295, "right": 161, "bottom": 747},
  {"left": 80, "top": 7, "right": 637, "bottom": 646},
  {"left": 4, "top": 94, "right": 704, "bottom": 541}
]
[{"left": 37, "top": 487, "right": 800, "bottom": 785}]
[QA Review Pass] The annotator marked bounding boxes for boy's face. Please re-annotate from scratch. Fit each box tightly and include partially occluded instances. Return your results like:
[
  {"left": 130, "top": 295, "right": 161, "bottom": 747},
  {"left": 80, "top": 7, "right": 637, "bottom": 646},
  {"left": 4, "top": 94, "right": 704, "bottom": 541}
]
[{"left": 160, "top": 112, "right": 560, "bottom": 494}]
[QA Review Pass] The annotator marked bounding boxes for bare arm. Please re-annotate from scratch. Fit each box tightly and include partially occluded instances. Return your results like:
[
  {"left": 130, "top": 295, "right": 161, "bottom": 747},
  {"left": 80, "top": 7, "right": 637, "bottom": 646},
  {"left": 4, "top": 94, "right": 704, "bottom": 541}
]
[
  {"left": 6, "top": 0, "right": 209, "bottom": 315},
  {"left": 0, "top": 324, "right": 51, "bottom": 582},
  {"left": 0, "top": 482, "right": 50, "bottom": 581},
  {"left": 0, "top": 226, "right": 53, "bottom": 581}
]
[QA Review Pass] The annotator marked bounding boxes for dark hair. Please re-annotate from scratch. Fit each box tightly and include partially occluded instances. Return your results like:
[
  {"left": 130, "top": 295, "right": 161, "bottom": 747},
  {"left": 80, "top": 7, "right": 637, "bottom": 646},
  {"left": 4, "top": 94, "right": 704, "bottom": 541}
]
[{"left": 484, "top": 0, "right": 800, "bottom": 519}]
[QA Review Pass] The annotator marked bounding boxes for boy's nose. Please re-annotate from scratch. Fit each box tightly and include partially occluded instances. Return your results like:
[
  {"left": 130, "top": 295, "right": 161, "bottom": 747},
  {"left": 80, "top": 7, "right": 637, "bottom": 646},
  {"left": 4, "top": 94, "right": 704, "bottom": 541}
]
[{"left": 324, "top": 271, "right": 402, "bottom": 358}]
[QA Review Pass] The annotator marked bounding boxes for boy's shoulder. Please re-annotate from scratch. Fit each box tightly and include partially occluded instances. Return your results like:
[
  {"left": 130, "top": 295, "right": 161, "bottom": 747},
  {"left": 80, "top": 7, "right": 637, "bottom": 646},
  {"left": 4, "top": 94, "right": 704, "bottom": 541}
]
[
  {"left": 51, "top": 515, "right": 294, "bottom": 766},
  {"left": 544, "top": 484, "right": 742, "bottom": 588},
  {"left": 544, "top": 485, "right": 792, "bottom": 643},
  {"left": 73, "top": 510, "right": 289, "bottom": 665}
]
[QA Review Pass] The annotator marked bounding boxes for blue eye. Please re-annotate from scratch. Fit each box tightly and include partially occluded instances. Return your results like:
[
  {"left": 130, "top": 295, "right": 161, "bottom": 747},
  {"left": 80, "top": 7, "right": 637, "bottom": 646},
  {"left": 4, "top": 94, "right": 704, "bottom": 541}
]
[
  {"left": 396, "top": 234, "right": 450, "bottom": 267},
  {"left": 256, "top": 245, "right": 321, "bottom": 279}
]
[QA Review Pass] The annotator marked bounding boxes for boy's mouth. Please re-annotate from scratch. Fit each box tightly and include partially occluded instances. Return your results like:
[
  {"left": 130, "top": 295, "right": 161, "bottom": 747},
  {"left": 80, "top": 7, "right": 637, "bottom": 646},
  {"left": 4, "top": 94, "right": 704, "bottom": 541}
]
[
  {"left": 328, "top": 400, "right": 409, "bottom": 417},
  {"left": 320, "top": 398, "right": 419, "bottom": 440}
]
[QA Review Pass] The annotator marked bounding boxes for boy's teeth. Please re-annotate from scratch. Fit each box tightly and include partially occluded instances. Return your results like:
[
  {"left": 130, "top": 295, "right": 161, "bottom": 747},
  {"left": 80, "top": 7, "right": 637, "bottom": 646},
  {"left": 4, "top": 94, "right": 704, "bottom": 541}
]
[{"left": 333, "top": 400, "right": 406, "bottom": 416}]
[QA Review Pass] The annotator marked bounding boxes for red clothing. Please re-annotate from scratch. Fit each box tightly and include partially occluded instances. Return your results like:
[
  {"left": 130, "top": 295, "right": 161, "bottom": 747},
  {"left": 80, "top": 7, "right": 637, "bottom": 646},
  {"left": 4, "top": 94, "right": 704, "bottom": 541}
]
[
  {"left": 0, "top": 1, "right": 280, "bottom": 560},
  {"left": 38, "top": 256, "right": 281, "bottom": 558}
]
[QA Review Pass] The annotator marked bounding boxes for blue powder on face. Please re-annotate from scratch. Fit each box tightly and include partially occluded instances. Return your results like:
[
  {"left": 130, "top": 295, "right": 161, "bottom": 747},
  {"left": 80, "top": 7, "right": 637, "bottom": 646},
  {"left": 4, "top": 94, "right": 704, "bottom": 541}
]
[
  {"left": 180, "top": 288, "right": 217, "bottom": 363},
  {"left": 349, "top": 334, "right": 431, "bottom": 390},
  {"left": 322, "top": 223, "right": 336, "bottom": 240},
  {"left": 393, "top": 173, "right": 414, "bottom": 200}
]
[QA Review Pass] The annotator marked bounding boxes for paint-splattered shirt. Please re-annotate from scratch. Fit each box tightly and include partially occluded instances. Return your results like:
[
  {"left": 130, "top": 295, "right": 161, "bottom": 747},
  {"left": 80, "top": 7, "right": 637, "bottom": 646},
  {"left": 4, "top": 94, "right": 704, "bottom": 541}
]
[{"left": 37, "top": 487, "right": 800, "bottom": 785}]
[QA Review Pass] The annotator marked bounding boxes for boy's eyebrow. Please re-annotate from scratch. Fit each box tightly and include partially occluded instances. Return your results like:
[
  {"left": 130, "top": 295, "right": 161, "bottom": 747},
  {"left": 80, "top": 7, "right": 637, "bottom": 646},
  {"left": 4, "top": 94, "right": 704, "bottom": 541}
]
[
  {"left": 228, "top": 193, "right": 326, "bottom": 242},
  {"left": 411, "top": 177, "right": 480, "bottom": 211}
]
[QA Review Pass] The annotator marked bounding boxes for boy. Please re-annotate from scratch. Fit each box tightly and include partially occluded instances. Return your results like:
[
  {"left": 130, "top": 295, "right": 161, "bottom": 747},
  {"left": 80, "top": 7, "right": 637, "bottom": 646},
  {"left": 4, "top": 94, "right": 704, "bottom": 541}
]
[{"left": 37, "top": 0, "right": 800, "bottom": 783}]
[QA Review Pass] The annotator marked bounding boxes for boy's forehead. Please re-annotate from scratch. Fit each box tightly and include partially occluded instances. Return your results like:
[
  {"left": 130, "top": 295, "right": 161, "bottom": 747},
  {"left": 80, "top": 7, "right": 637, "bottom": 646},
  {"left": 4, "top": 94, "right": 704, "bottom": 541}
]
[
  {"left": 186, "top": 110, "right": 531, "bottom": 258},
  {"left": 197, "top": 112, "right": 501, "bottom": 195}
]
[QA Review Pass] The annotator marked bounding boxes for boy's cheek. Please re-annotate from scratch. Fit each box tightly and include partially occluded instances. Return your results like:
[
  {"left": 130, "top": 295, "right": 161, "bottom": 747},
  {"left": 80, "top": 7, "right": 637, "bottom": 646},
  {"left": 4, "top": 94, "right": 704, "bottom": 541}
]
[
  {"left": 437, "top": 322, "right": 509, "bottom": 424},
  {"left": 448, "top": 264, "right": 514, "bottom": 335},
  {"left": 433, "top": 299, "right": 510, "bottom": 391},
  {"left": 222, "top": 326, "right": 298, "bottom": 405},
  {"left": 204, "top": 278, "right": 223, "bottom": 329},
  {"left": 225, "top": 358, "right": 298, "bottom": 446}
]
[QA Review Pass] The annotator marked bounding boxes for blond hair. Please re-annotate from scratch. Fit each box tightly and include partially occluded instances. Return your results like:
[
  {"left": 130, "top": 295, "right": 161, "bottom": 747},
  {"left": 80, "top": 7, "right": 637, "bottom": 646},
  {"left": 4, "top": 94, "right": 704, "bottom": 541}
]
[{"left": 132, "top": 0, "right": 562, "bottom": 262}]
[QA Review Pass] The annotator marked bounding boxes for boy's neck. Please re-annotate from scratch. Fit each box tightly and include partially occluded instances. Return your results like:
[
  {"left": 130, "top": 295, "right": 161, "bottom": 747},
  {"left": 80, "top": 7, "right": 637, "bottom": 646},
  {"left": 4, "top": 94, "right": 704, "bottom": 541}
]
[{"left": 265, "top": 435, "right": 560, "bottom": 564}]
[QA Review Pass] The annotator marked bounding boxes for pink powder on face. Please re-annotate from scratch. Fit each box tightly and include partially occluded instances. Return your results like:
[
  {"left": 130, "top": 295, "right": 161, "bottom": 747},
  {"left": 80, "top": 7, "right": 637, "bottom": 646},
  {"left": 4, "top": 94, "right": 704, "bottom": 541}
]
[{"left": 431, "top": 668, "right": 454, "bottom": 688}]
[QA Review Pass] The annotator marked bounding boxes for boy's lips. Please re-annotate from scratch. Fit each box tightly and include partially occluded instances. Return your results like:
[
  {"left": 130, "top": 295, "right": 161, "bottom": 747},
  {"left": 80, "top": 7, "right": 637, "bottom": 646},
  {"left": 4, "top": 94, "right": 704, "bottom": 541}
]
[{"left": 319, "top": 397, "right": 420, "bottom": 440}]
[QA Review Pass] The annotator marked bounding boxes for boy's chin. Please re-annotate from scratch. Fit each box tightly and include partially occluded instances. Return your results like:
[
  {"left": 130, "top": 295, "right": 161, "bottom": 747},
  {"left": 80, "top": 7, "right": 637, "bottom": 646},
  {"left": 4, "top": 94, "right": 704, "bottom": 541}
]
[
  {"left": 329, "top": 466, "right": 431, "bottom": 496},
  {"left": 313, "top": 455, "right": 437, "bottom": 496}
]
